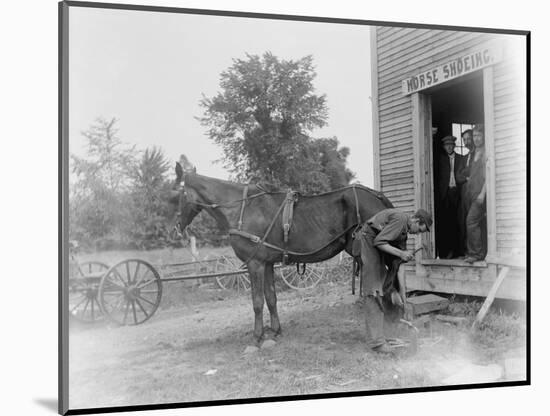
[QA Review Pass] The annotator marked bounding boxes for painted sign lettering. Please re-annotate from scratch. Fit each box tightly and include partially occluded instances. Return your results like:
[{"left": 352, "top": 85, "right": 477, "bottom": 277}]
[{"left": 401, "top": 45, "right": 502, "bottom": 95}]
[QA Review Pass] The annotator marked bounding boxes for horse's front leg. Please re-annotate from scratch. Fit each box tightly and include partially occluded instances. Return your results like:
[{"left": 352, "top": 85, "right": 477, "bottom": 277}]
[
  {"left": 263, "top": 262, "right": 281, "bottom": 337},
  {"left": 247, "top": 259, "right": 265, "bottom": 343}
]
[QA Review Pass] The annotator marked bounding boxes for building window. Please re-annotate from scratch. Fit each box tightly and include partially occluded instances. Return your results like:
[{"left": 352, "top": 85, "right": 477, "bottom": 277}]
[{"left": 452, "top": 123, "right": 475, "bottom": 156}]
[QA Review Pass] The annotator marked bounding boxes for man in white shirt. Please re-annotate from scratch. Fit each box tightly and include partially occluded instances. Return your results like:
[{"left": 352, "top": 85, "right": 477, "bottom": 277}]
[{"left": 435, "top": 135, "right": 464, "bottom": 259}]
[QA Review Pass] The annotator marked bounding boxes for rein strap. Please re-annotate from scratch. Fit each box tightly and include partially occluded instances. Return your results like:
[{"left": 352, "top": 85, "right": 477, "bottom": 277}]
[{"left": 237, "top": 184, "right": 249, "bottom": 231}]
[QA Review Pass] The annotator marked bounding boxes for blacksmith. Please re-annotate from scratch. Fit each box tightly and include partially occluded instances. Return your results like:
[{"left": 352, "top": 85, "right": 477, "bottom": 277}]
[{"left": 356, "top": 208, "right": 432, "bottom": 353}]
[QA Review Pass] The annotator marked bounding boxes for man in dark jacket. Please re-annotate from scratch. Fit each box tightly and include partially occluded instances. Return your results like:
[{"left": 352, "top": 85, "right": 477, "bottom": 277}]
[
  {"left": 456, "top": 129, "right": 475, "bottom": 257},
  {"left": 463, "top": 124, "right": 487, "bottom": 263},
  {"left": 435, "top": 135, "right": 464, "bottom": 258},
  {"left": 356, "top": 208, "right": 432, "bottom": 353}
]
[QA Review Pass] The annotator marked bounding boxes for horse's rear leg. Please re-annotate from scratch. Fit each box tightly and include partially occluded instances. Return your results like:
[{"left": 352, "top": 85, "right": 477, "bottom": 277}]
[
  {"left": 248, "top": 260, "right": 265, "bottom": 343},
  {"left": 264, "top": 263, "right": 281, "bottom": 336}
]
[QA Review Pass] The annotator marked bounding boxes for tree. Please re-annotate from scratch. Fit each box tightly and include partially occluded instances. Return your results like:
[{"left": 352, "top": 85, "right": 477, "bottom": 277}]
[
  {"left": 127, "top": 147, "right": 172, "bottom": 248},
  {"left": 199, "top": 52, "right": 354, "bottom": 192},
  {"left": 311, "top": 137, "right": 355, "bottom": 189},
  {"left": 70, "top": 117, "right": 137, "bottom": 244}
]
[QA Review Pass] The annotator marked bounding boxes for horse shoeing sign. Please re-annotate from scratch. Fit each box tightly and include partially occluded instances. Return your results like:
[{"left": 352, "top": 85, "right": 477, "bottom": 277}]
[{"left": 401, "top": 44, "right": 503, "bottom": 95}]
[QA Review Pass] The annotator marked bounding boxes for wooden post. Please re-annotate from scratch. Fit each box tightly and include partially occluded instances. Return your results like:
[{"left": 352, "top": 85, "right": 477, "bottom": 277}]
[
  {"left": 471, "top": 266, "right": 510, "bottom": 330},
  {"left": 370, "top": 26, "right": 381, "bottom": 191},
  {"left": 483, "top": 66, "right": 497, "bottom": 259}
]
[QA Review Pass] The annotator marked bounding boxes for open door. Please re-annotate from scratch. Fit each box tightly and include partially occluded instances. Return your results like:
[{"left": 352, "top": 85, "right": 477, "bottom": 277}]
[{"left": 413, "top": 73, "right": 485, "bottom": 262}]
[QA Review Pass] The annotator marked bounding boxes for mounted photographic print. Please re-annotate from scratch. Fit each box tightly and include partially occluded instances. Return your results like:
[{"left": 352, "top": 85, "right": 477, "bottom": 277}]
[{"left": 59, "top": 1, "right": 530, "bottom": 414}]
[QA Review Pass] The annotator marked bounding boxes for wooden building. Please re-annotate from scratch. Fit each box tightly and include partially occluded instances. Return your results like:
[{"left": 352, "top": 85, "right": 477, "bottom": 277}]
[{"left": 370, "top": 27, "right": 527, "bottom": 300}]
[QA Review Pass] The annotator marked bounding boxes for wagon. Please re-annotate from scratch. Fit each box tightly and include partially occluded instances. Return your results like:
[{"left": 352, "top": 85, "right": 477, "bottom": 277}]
[{"left": 68, "top": 248, "right": 349, "bottom": 326}]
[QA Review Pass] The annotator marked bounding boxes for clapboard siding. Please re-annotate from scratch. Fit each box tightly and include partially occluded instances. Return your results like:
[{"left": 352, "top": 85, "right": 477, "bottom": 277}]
[
  {"left": 493, "top": 43, "right": 527, "bottom": 255},
  {"left": 375, "top": 27, "right": 489, "bottom": 209},
  {"left": 377, "top": 27, "right": 419, "bottom": 46},
  {"left": 380, "top": 147, "right": 414, "bottom": 160},
  {"left": 379, "top": 105, "right": 411, "bottom": 119},
  {"left": 380, "top": 119, "right": 412, "bottom": 133},
  {"left": 380, "top": 136, "right": 410, "bottom": 150},
  {"left": 373, "top": 27, "right": 526, "bottom": 298},
  {"left": 378, "top": 30, "right": 443, "bottom": 60},
  {"left": 379, "top": 112, "right": 412, "bottom": 126},
  {"left": 379, "top": 128, "right": 413, "bottom": 141},
  {"left": 378, "top": 32, "right": 490, "bottom": 87},
  {"left": 379, "top": 99, "right": 410, "bottom": 114},
  {"left": 378, "top": 30, "right": 460, "bottom": 71}
]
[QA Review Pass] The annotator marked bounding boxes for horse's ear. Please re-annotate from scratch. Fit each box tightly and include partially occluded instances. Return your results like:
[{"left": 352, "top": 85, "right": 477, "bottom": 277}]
[
  {"left": 175, "top": 162, "right": 183, "bottom": 183},
  {"left": 179, "top": 154, "right": 195, "bottom": 172}
]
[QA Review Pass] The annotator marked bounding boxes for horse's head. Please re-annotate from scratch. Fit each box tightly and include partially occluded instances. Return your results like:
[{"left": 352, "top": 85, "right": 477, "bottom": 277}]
[{"left": 168, "top": 157, "right": 201, "bottom": 239}]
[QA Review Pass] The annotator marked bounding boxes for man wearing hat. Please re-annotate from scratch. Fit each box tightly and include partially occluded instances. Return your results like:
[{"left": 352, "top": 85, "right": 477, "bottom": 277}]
[
  {"left": 463, "top": 124, "right": 487, "bottom": 263},
  {"left": 456, "top": 129, "right": 475, "bottom": 257},
  {"left": 435, "top": 135, "right": 464, "bottom": 259},
  {"left": 355, "top": 208, "right": 432, "bottom": 353}
]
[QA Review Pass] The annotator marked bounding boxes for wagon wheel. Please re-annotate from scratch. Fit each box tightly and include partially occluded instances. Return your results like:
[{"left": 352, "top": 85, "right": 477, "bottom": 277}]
[
  {"left": 278, "top": 263, "right": 327, "bottom": 290},
  {"left": 214, "top": 256, "right": 250, "bottom": 292},
  {"left": 98, "top": 259, "right": 163, "bottom": 326},
  {"left": 68, "top": 261, "right": 109, "bottom": 323}
]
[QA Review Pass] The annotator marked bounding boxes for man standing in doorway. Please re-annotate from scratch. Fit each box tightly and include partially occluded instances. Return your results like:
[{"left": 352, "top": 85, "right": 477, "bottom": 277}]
[
  {"left": 464, "top": 124, "right": 487, "bottom": 263},
  {"left": 436, "top": 135, "right": 464, "bottom": 259},
  {"left": 355, "top": 208, "right": 432, "bottom": 353},
  {"left": 456, "top": 129, "right": 474, "bottom": 257}
]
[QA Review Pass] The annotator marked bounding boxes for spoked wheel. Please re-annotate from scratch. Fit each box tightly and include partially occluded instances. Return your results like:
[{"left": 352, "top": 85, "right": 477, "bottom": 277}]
[
  {"left": 68, "top": 261, "right": 109, "bottom": 323},
  {"left": 214, "top": 256, "right": 250, "bottom": 292},
  {"left": 98, "top": 259, "right": 163, "bottom": 326},
  {"left": 278, "top": 263, "right": 327, "bottom": 290}
]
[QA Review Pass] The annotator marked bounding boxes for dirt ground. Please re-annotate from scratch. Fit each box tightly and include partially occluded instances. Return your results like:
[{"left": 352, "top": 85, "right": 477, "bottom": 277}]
[{"left": 68, "top": 266, "right": 527, "bottom": 411}]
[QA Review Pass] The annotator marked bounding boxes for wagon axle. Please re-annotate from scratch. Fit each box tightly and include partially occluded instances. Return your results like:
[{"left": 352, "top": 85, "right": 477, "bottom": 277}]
[{"left": 123, "top": 285, "right": 141, "bottom": 301}]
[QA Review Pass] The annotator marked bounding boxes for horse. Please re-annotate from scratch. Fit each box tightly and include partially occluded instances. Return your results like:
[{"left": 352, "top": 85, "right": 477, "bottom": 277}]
[{"left": 170, "top": 160, "right": 393, "bottom": 343}]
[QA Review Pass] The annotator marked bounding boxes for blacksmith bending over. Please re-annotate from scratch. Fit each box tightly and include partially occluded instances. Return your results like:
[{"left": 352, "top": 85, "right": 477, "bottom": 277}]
[{"left": 356, "top": 208, "right": 432, "bottom": 354}]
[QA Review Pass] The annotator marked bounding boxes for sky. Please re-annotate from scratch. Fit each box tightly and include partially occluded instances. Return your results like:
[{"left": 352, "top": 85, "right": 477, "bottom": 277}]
[{"left": 68, "top": 6, "right": 374, "bottom": 186}]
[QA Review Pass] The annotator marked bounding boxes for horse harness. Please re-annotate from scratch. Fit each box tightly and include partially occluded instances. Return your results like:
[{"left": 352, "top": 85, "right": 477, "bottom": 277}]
[
  {"left": 178, "top": 184, "right": 367, "bottom": 269},
  {"left": 223, "top": 185, "right": 364, "bottom": 268},
  {"left": 177, "top": 180, "right": 389, "bottom": 288}
]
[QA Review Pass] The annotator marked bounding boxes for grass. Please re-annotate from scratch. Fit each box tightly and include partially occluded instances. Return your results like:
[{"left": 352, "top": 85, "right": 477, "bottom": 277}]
[
  {"left": 76, "top": 245, "right": 235, "bottom": 267},
  {"left": 68, "top": 246, "right": 527, "bottom": 409}
]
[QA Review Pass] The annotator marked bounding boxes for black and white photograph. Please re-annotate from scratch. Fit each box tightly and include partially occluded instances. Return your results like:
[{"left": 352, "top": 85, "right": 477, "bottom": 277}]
[
  {"left": 8, "top": 1, "right": 548, "bottom": 415},
  {"left": 57, "top": 1, "right": 531, "bottom": 414}
]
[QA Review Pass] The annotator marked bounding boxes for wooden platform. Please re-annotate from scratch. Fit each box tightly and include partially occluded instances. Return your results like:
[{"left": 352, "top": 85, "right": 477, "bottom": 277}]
[
  {"left": 408, "top": 260, "right": 526, "bottom": 301},
  {"left": 404, "top": 294, "right": 450, "bottom": 320}
]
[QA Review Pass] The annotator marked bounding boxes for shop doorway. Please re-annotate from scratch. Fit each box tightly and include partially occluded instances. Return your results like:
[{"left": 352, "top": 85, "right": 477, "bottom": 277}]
[{"left": 429, "top": 74, "right": 484, "bottom": 259}]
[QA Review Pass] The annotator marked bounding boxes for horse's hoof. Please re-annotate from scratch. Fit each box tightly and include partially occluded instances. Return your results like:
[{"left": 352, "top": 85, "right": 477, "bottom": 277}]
[
  {"left": 263, "top": 327, "right": 282, "bottom": 340},
  {"left": 253, "top": 334, "right": 264, "bottom": 346}
]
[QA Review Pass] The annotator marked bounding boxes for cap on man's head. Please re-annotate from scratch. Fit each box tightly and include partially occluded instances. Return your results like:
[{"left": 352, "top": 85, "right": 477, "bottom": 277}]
[
  {"left": 414, "top": 209, "right": 433, "bottom": 231},
  {"left": 441, "top": 135, "right": 456, "bottom": 145}
]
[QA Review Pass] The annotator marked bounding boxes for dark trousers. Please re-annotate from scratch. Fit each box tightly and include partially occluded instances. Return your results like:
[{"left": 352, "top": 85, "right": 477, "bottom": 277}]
[
  {"left": 466, "top": 200, "right": 487, "bottom": 259},
  {"left": 457, "top": 189, "right": 470, "bottom": 257},
  {"left": 356, "top": 227, "right": 403, "bottom": 348},
  {"left": 436, "top": 187, "right": 460, "bottom": 258}
]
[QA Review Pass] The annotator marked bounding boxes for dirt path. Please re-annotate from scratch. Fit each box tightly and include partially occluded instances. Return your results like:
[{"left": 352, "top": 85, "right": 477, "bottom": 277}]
[{"left": 69, "top": 279, "right": 526, "bottom": 410}]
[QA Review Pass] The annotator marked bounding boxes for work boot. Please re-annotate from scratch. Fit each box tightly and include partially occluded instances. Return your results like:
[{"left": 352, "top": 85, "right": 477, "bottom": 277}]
[{"left": 364, "top": 295, "right": 386, "bottom": 349}]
